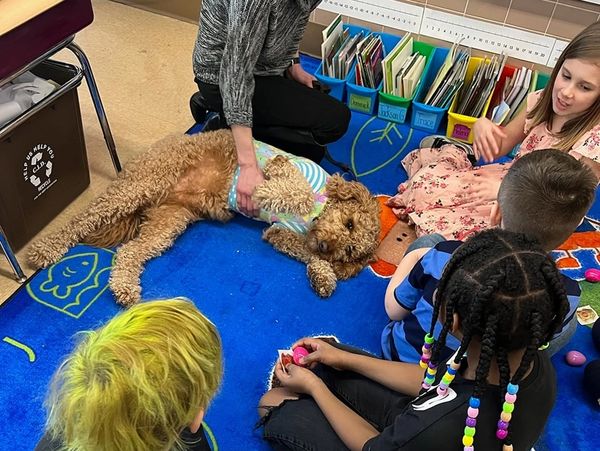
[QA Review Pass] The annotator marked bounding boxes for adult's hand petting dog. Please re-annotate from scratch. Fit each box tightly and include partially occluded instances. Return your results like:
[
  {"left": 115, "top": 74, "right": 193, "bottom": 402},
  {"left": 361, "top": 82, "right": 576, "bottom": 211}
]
[
  {"left": 28, "top": 130, "right": 381, "bottom": 305},
  {"left": 232, "top": 124, "right": 263, "bottom": 217}
]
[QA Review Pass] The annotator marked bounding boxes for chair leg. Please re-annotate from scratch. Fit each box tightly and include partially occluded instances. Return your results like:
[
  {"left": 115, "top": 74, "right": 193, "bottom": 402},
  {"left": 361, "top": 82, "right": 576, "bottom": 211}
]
[
  {"left": 0, "top": 225, "right": 27, "bottom": 283},
  {"left": 67, "top": 41, "right": 122, "bottom": 174}
]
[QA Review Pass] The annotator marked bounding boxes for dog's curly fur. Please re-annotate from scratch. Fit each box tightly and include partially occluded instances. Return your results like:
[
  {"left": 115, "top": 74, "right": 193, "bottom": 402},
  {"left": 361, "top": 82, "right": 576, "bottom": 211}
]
[{"left": 28, "top": 130, "right": 380, "bottom": 306}]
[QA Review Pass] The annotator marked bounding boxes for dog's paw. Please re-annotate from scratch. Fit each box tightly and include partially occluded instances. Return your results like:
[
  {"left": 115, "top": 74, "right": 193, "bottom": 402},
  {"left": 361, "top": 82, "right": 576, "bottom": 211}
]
[
  {"left": 263, "top": 155, "right": 291, "bottom": 178},
  {"left": 27, "top": 236, "right": 70, "bottom": 268},
  {"left": 109, "top": 272, "right": 142, "bottom": 307},
  {"left": 110, "top": 281, "right": 142, "bottom": 307},
  {"left": 307, "top": 259, "right": 337, "bottom": 298}
]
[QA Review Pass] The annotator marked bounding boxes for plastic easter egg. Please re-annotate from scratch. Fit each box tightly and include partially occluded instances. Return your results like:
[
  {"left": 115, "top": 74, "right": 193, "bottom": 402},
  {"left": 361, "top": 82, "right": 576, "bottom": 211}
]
[
  {"left": 566, "top": 350, "right": 587, "bottom": 367},
  {"left": 293, "top": 346, "right": 310, "bottom": 366},
  {"left": 585, "top": 268, "right": 600, "bottom": 283}
]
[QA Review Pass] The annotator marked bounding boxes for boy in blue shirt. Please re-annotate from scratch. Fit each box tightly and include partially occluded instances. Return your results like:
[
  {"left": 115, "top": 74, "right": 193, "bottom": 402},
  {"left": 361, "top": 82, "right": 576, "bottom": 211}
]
[{"left": 383, "top": 149, "right": 597, "bottom": 362}]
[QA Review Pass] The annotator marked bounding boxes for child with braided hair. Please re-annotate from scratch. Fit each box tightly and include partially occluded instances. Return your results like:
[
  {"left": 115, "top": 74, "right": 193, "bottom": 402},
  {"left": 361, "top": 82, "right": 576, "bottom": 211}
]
[{"left": 259, "top": 228, "right": 569, "bottom": 451}]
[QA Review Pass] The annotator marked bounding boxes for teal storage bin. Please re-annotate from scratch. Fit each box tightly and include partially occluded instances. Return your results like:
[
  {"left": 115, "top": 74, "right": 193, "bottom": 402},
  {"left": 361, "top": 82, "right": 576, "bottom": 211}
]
[
  {"left": 346, "top": 32, "right": 402, "bottom": 115},
  {"left": 377, "top": 41, "right": 436, "bottom": 124},
  {"left": 314, "top": 24, "right": 370, "bottom": 102},
  {"left": 410, "top": 46, "right": 450, "bottom": 133},
  {"left": 535, "top": 71, "right": 550, "bottom": 90}
]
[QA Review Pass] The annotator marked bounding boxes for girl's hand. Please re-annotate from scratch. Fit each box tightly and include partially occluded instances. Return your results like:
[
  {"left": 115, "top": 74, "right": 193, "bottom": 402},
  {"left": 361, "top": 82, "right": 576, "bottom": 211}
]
[
  {"left": 291, "top": 337, "right": 347, "bottom": 370},
  {"left": 465, "top": 175, "right": 502, "bottom": 204},
  {"left": 473, "top": 118, "right": 508, "bottom": 163},
  {"left": 274, "top": 362, "right": 324, "bottom": 396}
]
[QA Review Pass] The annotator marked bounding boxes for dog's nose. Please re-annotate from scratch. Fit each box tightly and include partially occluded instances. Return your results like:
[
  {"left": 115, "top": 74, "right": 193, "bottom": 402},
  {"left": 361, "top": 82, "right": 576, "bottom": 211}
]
[{"left": 318, "top": 240, "right": 329, "bottom": 253}]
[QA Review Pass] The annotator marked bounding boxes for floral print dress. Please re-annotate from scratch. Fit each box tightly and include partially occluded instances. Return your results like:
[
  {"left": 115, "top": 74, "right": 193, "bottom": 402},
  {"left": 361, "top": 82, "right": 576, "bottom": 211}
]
[{"left": 386, "top": 90, "right": 600, "bottom": 240}]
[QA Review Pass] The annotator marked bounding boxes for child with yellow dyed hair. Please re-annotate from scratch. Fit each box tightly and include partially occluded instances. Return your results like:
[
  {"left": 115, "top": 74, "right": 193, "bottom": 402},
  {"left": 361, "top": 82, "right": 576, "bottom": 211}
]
[{"left": 36, "top": 298, "right": 223, "bottom": 451}]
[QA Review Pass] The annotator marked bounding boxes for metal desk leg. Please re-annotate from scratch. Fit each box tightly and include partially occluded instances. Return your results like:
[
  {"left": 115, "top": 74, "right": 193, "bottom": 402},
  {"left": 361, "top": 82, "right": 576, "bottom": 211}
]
[
  {"left": 0, "top": 225, "right": 27, "bottom": 283},
  {"left": 67, "top": 41, "right": 122, "bottom": 173}
]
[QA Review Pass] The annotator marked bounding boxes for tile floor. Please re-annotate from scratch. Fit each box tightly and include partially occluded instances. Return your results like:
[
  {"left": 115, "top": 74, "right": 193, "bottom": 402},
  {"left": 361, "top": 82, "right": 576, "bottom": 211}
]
[{"left": 0, "top": 0, "right": 199, "bottom": 303}]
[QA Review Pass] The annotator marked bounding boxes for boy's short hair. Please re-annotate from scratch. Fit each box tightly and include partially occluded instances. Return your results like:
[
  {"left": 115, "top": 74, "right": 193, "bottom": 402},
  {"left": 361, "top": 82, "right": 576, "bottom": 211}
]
[
  {"left": 498, "top": 150, "right": 598, "bottom": 250},
  {"left": 45, "top": 298, "right": 223, "bottom": 451}
]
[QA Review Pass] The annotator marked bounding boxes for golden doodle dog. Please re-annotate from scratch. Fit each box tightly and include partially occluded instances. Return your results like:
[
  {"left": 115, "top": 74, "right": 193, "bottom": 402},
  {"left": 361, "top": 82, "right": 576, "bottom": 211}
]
[{"left": 28, "top": 130, "right": 380, "bottom": 306}]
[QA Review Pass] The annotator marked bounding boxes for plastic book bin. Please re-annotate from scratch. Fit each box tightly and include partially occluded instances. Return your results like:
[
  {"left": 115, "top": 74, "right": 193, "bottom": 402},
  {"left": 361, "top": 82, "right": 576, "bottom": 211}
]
[
  {"left": 507, "top": 70, "right": 551, "bottom": 157},
  {"left": 446, "top": 56, "right": 510, "bottom": 144},
  {"left": 377, "top": 41, "right": 435, "bottom": 124},
  {"left": 486, "top": 64, "right": 517, "bottom": 121},
  {"left": 314, "top": 24, "right": 370, "bottom": 102},
  {"left": 534, "top": 71, "right": 550, "bottom": 90},
  {"left": 346, "top": 32, "right": 402, "bottom": 116},
  {"left": 409, "top": 47, "right": 451, "bottom": 133}
]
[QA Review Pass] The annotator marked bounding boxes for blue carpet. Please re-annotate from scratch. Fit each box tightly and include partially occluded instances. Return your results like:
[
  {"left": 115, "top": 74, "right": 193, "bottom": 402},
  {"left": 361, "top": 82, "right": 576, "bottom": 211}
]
[
  {"left": 1, "top": 55, "right": 599, "bottom": 450},
  {"left": 545, "top": 325, "right": 600, "bottom": 450},
  {"left": 1, "top": 218, "right": 390, "bottom": 450}
]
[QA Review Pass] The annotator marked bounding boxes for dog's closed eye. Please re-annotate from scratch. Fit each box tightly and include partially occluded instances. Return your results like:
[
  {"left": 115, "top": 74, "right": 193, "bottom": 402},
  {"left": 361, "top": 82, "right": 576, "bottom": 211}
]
[{"left": 345, "top": 219, "right": 354, "bottom": 230}]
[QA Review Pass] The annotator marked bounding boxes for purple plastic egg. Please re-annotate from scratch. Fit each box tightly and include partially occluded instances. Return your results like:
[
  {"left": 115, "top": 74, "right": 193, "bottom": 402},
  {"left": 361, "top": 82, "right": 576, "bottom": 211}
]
[
  {"left": 565, "top": 350, "right": 587, "bottom": 366},
  {"left": 293, "top": 346, "right": 310, "bottom": 366},
  {"left": 585, "top": 268, "right": 600, "bottom": 283}
]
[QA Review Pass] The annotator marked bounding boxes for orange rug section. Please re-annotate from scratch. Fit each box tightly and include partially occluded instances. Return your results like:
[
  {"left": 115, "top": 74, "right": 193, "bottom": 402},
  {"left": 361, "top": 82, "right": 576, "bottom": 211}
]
[
  {"left": 369, "top": 204, "right": 600, "bottom": 278},
  {"left": 370, "top": 195, "right": 401, "bottom": 277},
  {"left": 555, "top": 231, "right": 600, "bottom": 270}
]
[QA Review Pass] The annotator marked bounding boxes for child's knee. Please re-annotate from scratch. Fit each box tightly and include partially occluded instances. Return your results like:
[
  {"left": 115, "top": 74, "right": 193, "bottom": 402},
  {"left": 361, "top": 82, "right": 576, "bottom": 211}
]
[{"left": 257, "top": 388, "right": 299, "bottom": 418}]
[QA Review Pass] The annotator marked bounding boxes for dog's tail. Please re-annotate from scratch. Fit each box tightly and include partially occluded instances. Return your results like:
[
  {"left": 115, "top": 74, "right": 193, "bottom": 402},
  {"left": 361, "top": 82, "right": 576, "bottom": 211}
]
[{"left": 82, "top": 212, "right": 145, "bottom": 248}]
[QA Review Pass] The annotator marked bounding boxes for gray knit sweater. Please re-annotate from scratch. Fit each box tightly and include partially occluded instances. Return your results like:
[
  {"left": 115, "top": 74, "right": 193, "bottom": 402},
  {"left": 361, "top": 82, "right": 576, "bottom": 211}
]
[{"left": 193, "top": 0, "right": 321, "bottom": 127}]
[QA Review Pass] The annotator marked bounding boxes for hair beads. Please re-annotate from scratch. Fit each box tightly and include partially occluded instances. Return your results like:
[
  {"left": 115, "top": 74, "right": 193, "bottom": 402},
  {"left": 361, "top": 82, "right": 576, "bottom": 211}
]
[
  {"left": 421, "top": 334, "right": 438, "bottom": 389},
  {"left": 437, "top": 360, "right": 460, "bottom": 396},
  {"left": 422, "top": 362, "right": 437, "bottom": 390},
  {"left": 496, "top": 383, "right": 519, "bottom": 445},
  {"left": 462, "top": 397, "right": 480, "bottom": 451},
  {"left": 419, "top": 333, "right": 435, "bottom": 369}
]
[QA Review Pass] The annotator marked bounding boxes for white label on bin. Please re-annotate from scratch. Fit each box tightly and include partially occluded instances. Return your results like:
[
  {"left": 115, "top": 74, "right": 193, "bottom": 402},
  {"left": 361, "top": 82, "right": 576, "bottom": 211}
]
[
  {"left": 414, "top": 111, "right": 438, "bottom": 131},
  {"left": 379, "top": 104, "right": 407, "bottom": 123},
  {"left": 23, "top": 144, "right": 56, "bottom": 200}
]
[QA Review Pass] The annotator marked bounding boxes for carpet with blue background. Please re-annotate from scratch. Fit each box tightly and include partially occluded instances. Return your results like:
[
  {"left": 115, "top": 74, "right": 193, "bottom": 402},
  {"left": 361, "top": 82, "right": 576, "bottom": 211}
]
[{"left": 1, "top": 55, "right": 599, "bottom": 450}]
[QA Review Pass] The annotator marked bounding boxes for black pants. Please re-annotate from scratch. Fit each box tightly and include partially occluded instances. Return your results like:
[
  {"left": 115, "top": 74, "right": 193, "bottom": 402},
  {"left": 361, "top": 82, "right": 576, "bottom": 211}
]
[
  {"left": 260, "top": 344, "right": 413, "bottom": 450},
  {"left": 195, "top": 75, "right": 351, "bottom": 163}
]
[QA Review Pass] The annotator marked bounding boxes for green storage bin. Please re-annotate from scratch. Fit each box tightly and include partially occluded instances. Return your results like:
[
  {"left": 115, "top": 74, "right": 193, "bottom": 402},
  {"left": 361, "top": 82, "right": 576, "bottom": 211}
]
[
  {"left": 377, "top": 41, "right": 436, "bottom": 124},
  {"left": 534, "top": 71, "right": 550, "bottom": 90}
]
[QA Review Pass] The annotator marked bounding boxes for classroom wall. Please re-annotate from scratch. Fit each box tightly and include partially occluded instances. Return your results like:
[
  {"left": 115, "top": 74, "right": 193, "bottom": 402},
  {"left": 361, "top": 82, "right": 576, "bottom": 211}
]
[{"left": 303, "top": 0, "right": 600, "bottom": 68}]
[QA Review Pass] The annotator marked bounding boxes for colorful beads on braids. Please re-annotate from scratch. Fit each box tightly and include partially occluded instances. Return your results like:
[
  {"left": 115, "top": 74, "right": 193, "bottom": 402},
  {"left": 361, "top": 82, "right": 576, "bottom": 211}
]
[
  {"left": 496, "top": 383, "right": 519, "bottom": 442},
  {"left": 437, "top": 359, "right": 461, "bottom": 396},
  {"left": 419, "top": 333, "right": 435, "bottom": 369},
  {"left": 462, "top": 396, "right": 480, "bottom": 451},
  {"left": 420, "top": 334, "right": 438, "bottom": 390},
  {"left": 421, "top": 362, "right": 437, "bottom": 390}
]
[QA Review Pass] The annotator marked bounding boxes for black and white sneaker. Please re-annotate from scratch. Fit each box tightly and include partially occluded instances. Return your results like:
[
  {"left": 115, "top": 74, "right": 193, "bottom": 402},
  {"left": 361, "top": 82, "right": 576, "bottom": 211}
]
[{"left": 419, "top": 135, "right": 478, "bottom": 165}]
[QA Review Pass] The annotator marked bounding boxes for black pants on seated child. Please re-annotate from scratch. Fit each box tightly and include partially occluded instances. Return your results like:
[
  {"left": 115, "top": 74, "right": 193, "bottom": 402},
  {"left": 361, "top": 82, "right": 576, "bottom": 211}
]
[
  {"left": 260, "top": 348, "right": 554, "bottom": 451},
  {"left": 195, "top": 75, "right": 351, "bottom": 163}
]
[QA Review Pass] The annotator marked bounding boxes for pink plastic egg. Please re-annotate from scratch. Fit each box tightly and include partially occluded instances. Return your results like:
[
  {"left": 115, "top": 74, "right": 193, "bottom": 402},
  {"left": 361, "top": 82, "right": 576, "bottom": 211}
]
[
  {"left": 565, "top": 350, "right": 587, "bottom": 366},
  {"left": 293, "top": 346, "right": 310, "bottom": 366},
  {"left": 585, "top": 268, "right": 600, "bottom": 283}
]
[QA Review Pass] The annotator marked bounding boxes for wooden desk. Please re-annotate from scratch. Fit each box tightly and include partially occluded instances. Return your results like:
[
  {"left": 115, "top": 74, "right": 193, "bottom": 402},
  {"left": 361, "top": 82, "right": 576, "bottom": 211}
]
[
  {"left": 0, "top": 0, "right": 65, "bottom": 35},
  {"left": 0, "top": 0, "right": 93, "bottom": 84}
]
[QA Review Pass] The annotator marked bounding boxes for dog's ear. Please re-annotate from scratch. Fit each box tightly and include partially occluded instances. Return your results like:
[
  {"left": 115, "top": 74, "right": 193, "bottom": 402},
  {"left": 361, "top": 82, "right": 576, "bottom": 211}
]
[{"left": 326, "top": 174, "right": 372, "bottom": 204}]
